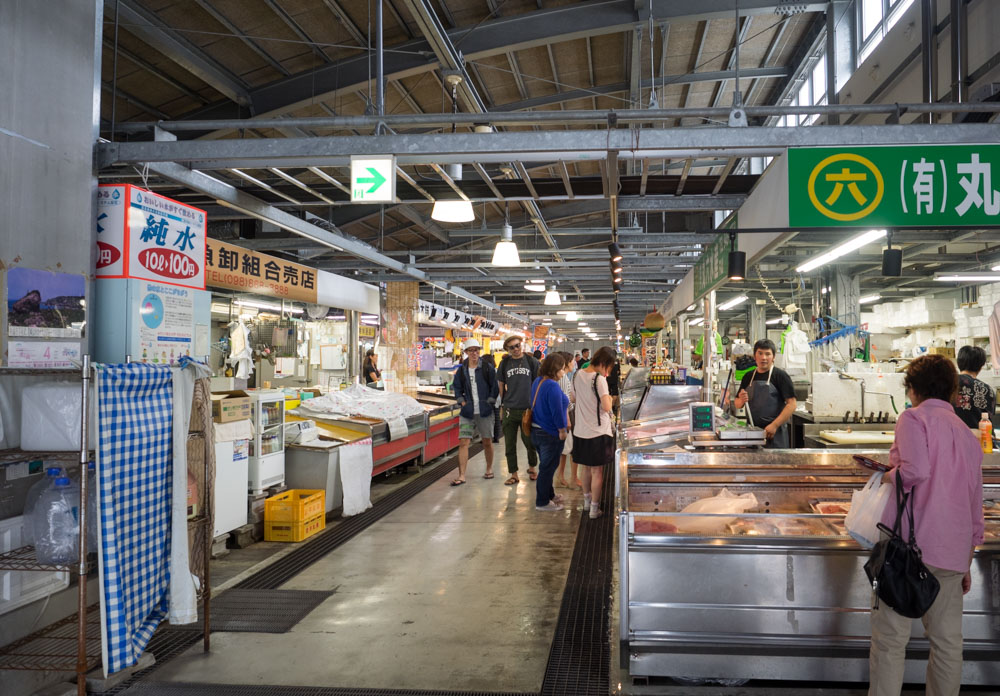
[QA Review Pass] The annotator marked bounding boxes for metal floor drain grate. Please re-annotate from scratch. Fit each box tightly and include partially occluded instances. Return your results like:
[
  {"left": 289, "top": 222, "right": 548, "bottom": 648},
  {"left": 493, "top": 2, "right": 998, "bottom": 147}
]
[
  {"left": 121, "top": 683, "right": 533, "bottom": 696},
  {"left": 539, "top": 463, "right": 614, "bottom": 696},
  {"left": 209, "top": 589, "right": 333, "bottom": 633}
]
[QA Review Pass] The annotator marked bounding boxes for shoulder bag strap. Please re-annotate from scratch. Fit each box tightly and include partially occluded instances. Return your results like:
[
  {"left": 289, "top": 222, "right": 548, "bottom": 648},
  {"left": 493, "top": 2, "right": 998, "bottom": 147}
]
[
  {"left": 531, "top": 377, "right": 547, "bottom": 410},
  {"left": 892, "top": 468, "right": 908, "bottom": 538}
]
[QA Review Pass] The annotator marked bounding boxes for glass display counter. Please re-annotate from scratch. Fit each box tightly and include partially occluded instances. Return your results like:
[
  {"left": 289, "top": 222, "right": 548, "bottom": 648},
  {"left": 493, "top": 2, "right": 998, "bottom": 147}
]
[{"left": 617, "top": 447, "right": 1000, "bottom": 685}]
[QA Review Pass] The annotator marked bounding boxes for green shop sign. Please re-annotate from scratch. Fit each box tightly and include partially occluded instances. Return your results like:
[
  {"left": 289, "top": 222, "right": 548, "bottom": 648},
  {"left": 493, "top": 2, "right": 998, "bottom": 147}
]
[
  {"left": 788, "top": 145, "right": 1000, "bottom": 227},
  {"left": 693, "top": 214, "right": 736, "bottom": 299}
]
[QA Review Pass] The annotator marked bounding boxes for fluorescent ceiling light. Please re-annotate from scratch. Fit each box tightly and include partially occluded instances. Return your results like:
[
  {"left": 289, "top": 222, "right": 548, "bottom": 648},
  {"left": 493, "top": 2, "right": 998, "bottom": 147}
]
[
  {"left": 766, "top": 316, "right": 787, "bottom": 325},
  {"left": 544, "top": 286, "right": 561, "bottom": 305},
  {"left": 523, "top": 283, "right": 546, "bottom": 292},
  {"left": 795, "top": 229, "right": 887, "bottom": 273},
  {"left": 234, "top": 299, "right": 303, "bottom": 315},
  {"left": 432, "top": 200, "right": 475, "bottom": 223},
  {"left": 718, "top": 295, "right": 748, "bottom": 311},
  {"left": 492, "top": 223, "right": 521, "bottom": 266},
  {"left": 859, "top": 294, "right": 881, "bottom": 304},
  {"left": 565, "top": 311, "right": 578, "bottom": 321},
  {"left": 689, "top": 317, "right": 704, "bottom": 326},
  {"left": 935, "top": 274, "right": 1000, "bottom": 282}
]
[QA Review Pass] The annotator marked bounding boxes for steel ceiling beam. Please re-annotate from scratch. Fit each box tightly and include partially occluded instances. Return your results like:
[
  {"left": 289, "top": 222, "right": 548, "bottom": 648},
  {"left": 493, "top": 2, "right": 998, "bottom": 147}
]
[
  {"left": 102, "top": 38, "right": 211, "bottom": 104},
  {"left": 176, "top": 0, "right": 825, "bottom": 122},
  {"left": 99, "top": 125, "right": 1000, "bottom": 169},
  {"left": 103, "top": 0, "right": 250, "bottom": 105},
  {"left": 191, "top": 0, "right": 290, "bottom": 77}
]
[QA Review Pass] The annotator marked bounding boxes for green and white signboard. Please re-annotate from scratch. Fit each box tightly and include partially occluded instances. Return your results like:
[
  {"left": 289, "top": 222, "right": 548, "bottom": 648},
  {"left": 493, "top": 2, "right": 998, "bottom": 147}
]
[
  {"left": 351, "top": 155, "right": 396, "bottom": 203},
  {"left": 788, "top": 145, "right": 1000, "bottom": 227}
]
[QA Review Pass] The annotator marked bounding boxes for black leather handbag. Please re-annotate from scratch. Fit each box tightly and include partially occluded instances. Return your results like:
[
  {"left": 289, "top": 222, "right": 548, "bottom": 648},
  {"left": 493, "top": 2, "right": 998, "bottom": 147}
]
[{"left": 863, "top": 469, "right": 940, "bottom": 619}]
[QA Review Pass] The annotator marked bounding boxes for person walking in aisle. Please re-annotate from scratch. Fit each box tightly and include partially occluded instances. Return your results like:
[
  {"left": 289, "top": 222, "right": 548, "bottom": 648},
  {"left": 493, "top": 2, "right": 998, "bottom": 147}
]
[
  {"left": 528, "top": 353, "right": 570, "bottom": 511},
  {"left": 953, "top": 345, "right": 996, "bottom": 429},
  {"left": 577, "top": 348, "right": 590, "bottom": 369},
  {"left": 497, "top": 335, "right": 541, "bottom": 485},
  {"left": 451, "top": 339, "right": 498, "bottom": 486},
  {"left": 868, "top": 354, "right": 984, "bottom": 696},
  {"left": 554, "top": 351, "right": 581, "bottom": 490},
  {"left": 573, "top": 346, "right": 616, "bottom": 519}
]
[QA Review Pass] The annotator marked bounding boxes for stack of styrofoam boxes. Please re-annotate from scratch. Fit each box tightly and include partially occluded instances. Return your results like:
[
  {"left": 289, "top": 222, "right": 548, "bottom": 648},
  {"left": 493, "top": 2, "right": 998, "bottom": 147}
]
[
  {"left": 902, "top": 297, "right": 956, "bottom": 327},
  {"left": 954, "top": 306, "right": 987, "bottom": 348}
]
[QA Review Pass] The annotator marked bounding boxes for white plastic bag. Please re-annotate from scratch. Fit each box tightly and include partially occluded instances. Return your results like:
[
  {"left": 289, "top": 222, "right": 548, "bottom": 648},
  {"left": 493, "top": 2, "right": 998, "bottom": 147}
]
[
  {"left": 669, "top": 488, "right": 758, "bottom": 534},
  {"left": 844, "top": 471, "right": 892, "bottom": 549}
]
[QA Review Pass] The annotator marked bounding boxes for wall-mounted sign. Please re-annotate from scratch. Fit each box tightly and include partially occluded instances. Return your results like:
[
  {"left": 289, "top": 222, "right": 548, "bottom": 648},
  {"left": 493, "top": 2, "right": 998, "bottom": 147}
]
[
  {"left": 6, "top": 268, "right": 86, "bottom": 338},
  {"left": 359, "top": 325, "right": 377, "bottom": 338},
  {"left": 350, "top": 156, "right": 396, "bottom": 203},
  {"left": 789, "top": 145, "right": 1000, "bottom": 227},
  {"left": 206, "top": 239, "right": 318, "bottom": 303},
  {"left": 96, "top": 184, "right": 206, "bottom": 289}
]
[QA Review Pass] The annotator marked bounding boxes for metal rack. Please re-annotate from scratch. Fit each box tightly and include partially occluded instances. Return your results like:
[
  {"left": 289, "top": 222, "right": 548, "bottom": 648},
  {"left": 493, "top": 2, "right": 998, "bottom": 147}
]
[
  {"left": 0, "top": 358, "right": 94, "bottom": 696},
  {"left": 0, "top": 359, "right": 213, "bottom": 695}
]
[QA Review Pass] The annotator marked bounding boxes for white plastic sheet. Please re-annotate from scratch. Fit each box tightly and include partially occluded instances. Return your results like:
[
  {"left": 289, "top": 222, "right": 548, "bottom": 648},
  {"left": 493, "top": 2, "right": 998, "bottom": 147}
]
[
  {"left": 339, "top": 437, "right": 373, "bottom": 516},
  {"left": 295, "top": 383, "right": 424, "bottom": 422},
  {"left": 668, "top": 488, "right": 759, "bottom": 535}
]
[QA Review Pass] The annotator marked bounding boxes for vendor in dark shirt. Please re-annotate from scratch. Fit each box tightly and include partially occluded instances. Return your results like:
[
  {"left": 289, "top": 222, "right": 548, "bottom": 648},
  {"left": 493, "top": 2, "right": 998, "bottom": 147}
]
[
  {"left": 954, "top": 345, "right": 996, "bottom": 428},
  {"left": 731, "top": 339, "right": 797, "bottom": 448},
  {"left": 362, "top": 349, "right": 381, "bottom": 386}
]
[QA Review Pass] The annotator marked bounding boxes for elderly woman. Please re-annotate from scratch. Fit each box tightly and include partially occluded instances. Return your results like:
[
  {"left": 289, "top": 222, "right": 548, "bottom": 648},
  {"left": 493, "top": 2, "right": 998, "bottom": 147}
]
[{"left": 868, "top": 354, "right": 985, "bottom": 696}]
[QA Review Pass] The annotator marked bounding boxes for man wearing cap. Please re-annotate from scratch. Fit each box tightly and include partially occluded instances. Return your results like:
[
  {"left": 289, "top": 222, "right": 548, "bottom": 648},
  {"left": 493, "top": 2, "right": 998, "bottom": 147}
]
[
  {"left": 451, "top": 338, "right": 497, "bottom": 485},
  {"left": 497, "top": 334, "right": 541, "bottom": 484}
]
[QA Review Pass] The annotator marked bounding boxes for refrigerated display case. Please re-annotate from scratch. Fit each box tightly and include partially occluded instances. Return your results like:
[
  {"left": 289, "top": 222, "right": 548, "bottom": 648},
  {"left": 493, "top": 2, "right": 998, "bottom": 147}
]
[
  {"left": 617, "top": 447, "right": 1000, "bottom": 685},
  {"left": 248, "top": 390, "right": 285, "bottom": 493},
  {"left": 619, "top": 367, "right": 649, "bottom": 422}
]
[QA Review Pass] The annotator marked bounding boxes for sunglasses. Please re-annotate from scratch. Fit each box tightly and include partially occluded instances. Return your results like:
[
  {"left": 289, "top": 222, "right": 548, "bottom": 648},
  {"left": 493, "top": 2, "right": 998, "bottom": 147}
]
[{"left": 507, "top": 343, "right": 522, "bottom": 350}]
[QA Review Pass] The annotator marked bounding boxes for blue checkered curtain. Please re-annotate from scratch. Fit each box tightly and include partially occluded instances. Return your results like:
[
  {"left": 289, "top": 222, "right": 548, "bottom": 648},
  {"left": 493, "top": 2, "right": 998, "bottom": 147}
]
[{"left": 96, "top": 363, "right": 174, "bottom": 675}]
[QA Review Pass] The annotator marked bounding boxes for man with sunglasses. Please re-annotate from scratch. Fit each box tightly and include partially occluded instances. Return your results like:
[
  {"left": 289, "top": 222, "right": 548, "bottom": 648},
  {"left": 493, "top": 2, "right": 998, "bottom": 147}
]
[{"left": 497, "top": 334, "right": 541, "bottom": 485}]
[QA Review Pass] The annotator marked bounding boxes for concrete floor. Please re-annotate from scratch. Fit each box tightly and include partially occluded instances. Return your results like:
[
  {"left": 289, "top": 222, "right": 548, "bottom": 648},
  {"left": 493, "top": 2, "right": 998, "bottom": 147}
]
[{"left": 153, "top": 440, "right": 586, "bottom": 692}]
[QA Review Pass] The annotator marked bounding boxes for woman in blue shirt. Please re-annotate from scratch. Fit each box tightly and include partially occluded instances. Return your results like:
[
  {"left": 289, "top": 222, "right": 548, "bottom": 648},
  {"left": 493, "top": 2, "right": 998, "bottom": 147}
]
[{"left": 529, "top": 353, "right": 570, "bottom": 511}]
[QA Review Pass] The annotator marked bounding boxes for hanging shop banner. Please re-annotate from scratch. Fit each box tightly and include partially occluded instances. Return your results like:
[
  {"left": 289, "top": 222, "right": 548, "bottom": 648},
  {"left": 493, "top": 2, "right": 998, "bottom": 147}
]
[
  {"left": 206, "top": 239, "right": 318, "bottom": 303},
  {"left": 96, "top": 185, "right": 206, "bottom": 289},
  {"left": 692, "top": 234, "right": 729, "bottom": 300},
  {"left": 136, "top": 281, "right": 194, "bottom": 364},
  {"left": 531, "top": 338, "right": 549, "bottom": 356},
  {"left": 788, "top": 145, "right": 1000, "bottom": 227},
  {"left": 533, "top": 325, "right": 549, "bottom": 339}
]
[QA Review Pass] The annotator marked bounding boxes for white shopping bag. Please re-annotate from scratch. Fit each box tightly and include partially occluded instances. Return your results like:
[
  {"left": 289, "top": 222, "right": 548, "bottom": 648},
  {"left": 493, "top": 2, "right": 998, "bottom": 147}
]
[{"left": 844, "top": 471, "right": 892, "bottom": 549}]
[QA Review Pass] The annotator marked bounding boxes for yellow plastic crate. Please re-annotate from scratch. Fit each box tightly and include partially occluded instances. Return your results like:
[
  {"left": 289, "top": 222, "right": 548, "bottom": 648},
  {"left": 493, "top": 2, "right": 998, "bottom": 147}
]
[
  {"left": 264, "top": 489, "right": 325, "bottom": 523},
  {"left": 265, "top": 512, "right": 325, "bottom": 542},
  {"left": 284, "top": 398, "right": 301, "bottom": 410}
]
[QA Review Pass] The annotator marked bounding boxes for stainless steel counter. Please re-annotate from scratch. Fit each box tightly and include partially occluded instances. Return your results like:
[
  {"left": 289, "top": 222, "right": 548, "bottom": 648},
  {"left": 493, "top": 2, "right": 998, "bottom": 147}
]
[{"left": 617, "top": 447, "right": 1000, "bottom": 685}]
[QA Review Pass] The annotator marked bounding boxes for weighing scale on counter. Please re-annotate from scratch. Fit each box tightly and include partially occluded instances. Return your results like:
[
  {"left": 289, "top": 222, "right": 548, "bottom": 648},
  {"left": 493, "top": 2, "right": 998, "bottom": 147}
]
[{"left": 687, "top": 402, "right": 767, "bottom": 448}]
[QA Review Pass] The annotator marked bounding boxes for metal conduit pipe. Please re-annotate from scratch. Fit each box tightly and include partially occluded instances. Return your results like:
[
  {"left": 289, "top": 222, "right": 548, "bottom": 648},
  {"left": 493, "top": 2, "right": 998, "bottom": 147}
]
[
  {"left": 113, "top": 102, "right": 1000, "bottom": 132},
  {"left": 951, "top": 0, "right": 968, "bottom": 103}
]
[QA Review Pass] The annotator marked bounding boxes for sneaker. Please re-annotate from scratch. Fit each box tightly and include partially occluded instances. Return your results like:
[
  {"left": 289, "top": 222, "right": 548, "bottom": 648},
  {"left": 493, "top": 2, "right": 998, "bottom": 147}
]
[
  {"left": 589, "top": 508, "right": 603, "bottom": 519},
  {"left": 583, "top": 494, "right": 592, "bottom": 506},
  {"left": 536, "top": 501, "right": 564, "bottom": 511}
]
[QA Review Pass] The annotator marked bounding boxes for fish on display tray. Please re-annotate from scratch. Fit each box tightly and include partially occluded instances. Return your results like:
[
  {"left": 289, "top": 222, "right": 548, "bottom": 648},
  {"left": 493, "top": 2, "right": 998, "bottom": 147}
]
[
  {"left": 727, "top": 519, "right": 779, "bottom": 536},
  {"left": 634, "top": 518, "right": 679, "bottom": 534},
  {"left": 810, "top": 500, "right": 852, "bottom": 515}
]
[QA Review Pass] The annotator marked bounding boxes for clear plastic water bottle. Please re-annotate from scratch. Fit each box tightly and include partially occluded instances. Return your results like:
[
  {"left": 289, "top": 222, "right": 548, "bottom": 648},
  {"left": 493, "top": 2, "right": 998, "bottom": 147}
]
[
  {"left": 22, "top": 467, "right": 63, "bottom": 545},
  {"left": 32, "top": 477, "right": 80, "bottom": 565}
]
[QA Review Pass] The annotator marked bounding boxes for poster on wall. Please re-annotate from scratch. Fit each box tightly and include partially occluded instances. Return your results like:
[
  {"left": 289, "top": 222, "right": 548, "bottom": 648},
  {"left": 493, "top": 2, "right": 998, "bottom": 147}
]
[
  {"left": 531, "top": 338, "right": 549, "bottom": 356},
  {"left": 136, "top": 282, "right": 194, "bottom": 364},
  {"left": 8, "top": 341, "right": 82, "bottom": 368},
  {"left": 7, "top": 268, "right": 86, "bottom": 338}
]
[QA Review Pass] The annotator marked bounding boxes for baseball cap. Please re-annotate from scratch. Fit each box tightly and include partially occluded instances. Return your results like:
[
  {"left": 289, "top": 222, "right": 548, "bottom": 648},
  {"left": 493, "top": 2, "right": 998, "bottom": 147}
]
[{"left": 463, "top": 338, "right": 481, "bottom": 351}]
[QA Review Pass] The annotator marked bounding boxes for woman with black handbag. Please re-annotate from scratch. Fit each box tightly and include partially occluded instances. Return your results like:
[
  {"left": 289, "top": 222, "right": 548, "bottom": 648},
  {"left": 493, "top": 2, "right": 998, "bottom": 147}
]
[{"left": 868, "top": 354, "right": 985, "bottom": 696}]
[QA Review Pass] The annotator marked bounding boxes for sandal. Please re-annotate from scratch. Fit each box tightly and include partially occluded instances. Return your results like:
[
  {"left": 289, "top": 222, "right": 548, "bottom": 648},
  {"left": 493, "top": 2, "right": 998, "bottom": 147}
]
[
  {"left": 504, "top": 475, "right": 519, "bottom": 485},
  {"left": 450, "top": 479, "right": 466, "bottom": 487},
  {"left": 483, "top": 472, "right": 495, "bottom": 479}
]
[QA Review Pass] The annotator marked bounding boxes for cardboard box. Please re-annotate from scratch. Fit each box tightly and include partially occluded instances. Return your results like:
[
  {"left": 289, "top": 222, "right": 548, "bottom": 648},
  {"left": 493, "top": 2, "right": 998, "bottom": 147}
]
[{"left": 211, "top": 390, "right": 251, "bottom": 423}]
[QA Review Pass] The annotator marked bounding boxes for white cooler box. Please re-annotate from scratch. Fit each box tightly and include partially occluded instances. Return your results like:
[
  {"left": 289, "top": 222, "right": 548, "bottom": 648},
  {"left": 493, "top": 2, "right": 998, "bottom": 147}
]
[{"left": 213, "top": 439, "right": 249, "bottom": 537}]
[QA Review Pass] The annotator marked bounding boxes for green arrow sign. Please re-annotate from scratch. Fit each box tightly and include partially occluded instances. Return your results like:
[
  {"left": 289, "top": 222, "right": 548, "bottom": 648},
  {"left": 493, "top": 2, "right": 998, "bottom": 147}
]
[
  {"left": 351, "top": 156, "right": 396, "bottom": 203},
  {"left": 357, "top": 167, "right": 386, "bottom": 193}
]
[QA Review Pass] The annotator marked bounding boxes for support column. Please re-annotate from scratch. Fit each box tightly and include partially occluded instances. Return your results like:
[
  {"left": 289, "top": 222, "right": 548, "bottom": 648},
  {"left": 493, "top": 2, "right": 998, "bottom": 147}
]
[
  {"left": 703, "top": 291, "right": 716, "bottom": 403},
  {"left": 826, "top": 1, "right": 840, "bottom": 125},
  {"left": 347, "top": 310, "right": 360, "bottom": 383}
]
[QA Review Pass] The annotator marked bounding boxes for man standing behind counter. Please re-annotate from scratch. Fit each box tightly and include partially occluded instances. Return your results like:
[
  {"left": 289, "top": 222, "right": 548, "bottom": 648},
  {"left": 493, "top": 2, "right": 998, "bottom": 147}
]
[
  {"left": 497, "top": 335, "right": 541, "bottom": 484},
  {"left": 732, "top": 339, "right": 797, "bottom": 448}
]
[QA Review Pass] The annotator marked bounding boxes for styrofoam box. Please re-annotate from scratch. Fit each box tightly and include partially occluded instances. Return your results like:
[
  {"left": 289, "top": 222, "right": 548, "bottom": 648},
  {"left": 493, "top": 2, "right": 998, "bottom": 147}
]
[{"left": 0, "top": 515, "right": 70, "bottom": 615}]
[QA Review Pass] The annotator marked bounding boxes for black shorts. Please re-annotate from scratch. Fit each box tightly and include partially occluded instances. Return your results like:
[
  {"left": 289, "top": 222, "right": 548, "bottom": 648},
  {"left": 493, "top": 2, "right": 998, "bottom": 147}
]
[{"left": 572, "top": 434, "right": 614, "bottom": 467}]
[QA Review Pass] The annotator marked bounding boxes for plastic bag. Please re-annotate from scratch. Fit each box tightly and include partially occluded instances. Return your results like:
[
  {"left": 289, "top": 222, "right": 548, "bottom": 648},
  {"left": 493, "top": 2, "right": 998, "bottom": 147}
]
[
  {"left": 669, "top": 488, "right": 758, "bottom": 534},
  {"left": 845, "top": 471, "right": 892, "bottom": 549}
]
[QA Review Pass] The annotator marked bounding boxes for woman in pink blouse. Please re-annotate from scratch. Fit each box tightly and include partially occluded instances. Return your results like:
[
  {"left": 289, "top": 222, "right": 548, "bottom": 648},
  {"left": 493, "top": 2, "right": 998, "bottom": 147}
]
[{"left": 869, "top": 354, "right": 985, "bottom": 696}]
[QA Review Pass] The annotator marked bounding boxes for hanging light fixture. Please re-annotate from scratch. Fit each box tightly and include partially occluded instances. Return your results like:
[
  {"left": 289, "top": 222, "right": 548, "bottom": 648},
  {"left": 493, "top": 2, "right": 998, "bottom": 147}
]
[
  {"left": 492, "top": 222, "right": 521, "bottom": 266},
  {"left": 796, "top": 229, "right": 887, "bottom": 273},
  {"left": 727, "top": 230, "right": 746, "bottom": 281},
  {"left": 881, "top": 230, "right": 902, "bottom": 276},
  {"left": 608, "top": 241, "right": 623, "bottom": 263},
  {"left": 544, "top": 285, "right": 561, "bottom": 305}
]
